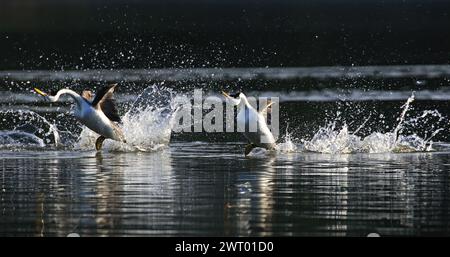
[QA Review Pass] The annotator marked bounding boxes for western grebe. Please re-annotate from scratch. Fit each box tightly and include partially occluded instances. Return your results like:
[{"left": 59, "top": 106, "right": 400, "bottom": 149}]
[
  {"left": 222, "top": 91, "right": 277, "bottom": 155},
  {"left": 34, "top": 84, "right": 126, "bottom": 151}
]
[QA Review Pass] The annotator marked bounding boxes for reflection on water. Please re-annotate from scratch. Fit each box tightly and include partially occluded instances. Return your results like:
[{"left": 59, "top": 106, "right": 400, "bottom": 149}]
[
  {"left": 1, "top": 143, "right": 450, "bottom": 236},
  {"left": 1, "top": 65, "right": 450, "bottom": 237}
]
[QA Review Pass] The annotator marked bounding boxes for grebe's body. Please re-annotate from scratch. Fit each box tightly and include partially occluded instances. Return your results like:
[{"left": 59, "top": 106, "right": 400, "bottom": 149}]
[
  {"left": 34, "top": 84, "right": 126, "bottom": 150},
  {"left": 223, "top": 92, "right": 277, "bottom": 155}
]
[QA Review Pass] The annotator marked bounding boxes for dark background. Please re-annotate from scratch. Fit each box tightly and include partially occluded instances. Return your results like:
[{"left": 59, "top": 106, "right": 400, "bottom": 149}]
[{"left": 0, "top": 0, "right": 449, "bottom": 70}]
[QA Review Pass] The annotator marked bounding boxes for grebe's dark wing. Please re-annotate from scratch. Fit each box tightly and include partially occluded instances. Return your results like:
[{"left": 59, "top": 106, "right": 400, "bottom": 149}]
[{"left": 92, "top": 84, "right": 122, "bottom": 123}]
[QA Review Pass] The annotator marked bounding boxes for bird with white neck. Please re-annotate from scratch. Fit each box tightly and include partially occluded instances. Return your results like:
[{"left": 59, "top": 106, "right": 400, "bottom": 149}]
[
  {"left": 222, "top": 91, "right": 277, "bottom": 155},
  {"left": 34, "top": 84, "right": 126, "bottom": 151}
]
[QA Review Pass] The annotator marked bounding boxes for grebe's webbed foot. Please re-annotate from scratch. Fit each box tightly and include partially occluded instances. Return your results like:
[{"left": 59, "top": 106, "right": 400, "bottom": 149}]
[
  {"left": 244, "top": 143, "right": 257, "bottom": 156},
  {"left": 95, "top": 136, "right": 106, "bottom": 151}
]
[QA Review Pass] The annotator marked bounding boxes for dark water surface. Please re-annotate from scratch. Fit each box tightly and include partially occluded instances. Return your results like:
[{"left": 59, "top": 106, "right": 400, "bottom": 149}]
[
  {"left": 2, "top": 66, "right": 450, "bottom": 236},
  {"left": 2, "top": 0, "right": 450, "bottom": 238},
  {"left": 1, "top": 144, "right": 450, "bottom": 236}
]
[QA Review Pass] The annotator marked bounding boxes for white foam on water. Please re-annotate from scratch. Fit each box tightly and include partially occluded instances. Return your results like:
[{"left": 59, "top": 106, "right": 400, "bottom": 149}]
[
  {"left": 245, "top": 126, "right": 298, "bottom": 157},
  {"left": 1, "top": 87, "right": 447, "bottom": 154},
  {"left": 276, "top": 125, "right": 298, "bottom": 153},
  {"left": 303, "top": 93, "right": 446, "bottom": 154}
]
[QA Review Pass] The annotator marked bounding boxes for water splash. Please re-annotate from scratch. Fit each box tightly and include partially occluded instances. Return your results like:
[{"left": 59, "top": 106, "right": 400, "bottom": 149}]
[
  {"left": 276, "top": 124, "right": 298, "bottom": 153},
  {"left": 74, "top": 84, "right": 178, "bottom": 152},
  {"left": 246, "top": 125, "right": 298, "bottom": 156},
  {"left": 304, "top": 93, "right": 445, "bottom": 154},
  {"left": 0, "top": 109, "right": 60, "bottom": 149},
  {"left": 0, "top": 130, "right": 45, "bottom": 148}
]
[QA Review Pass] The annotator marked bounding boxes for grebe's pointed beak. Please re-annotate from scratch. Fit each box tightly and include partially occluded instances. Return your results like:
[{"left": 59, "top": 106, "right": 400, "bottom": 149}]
[
  {"left": 221, "top": 91, "right": 231, "bottom": 98},
  {"left": 34, "top": 88, "right": 47, "bottom": 97}
]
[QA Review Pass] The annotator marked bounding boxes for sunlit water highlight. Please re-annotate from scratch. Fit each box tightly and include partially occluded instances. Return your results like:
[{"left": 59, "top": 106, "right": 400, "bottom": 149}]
[
  {"left": 1, "top": 88, "right": 446, "bottom": 155},
  {"left": 2, "top": 68, "right": 450, "bottom": 236},
  {"left": 303, "top": 94, "right": 445, "bottom": 154}
]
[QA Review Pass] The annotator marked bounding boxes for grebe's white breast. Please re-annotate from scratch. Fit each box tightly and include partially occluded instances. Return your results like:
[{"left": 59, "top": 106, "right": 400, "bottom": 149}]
[
  {"left": 76, "top": 101, "right": 117, "bottom": 140},
  {"left": 237, "top": 98, "right": 276, "bottom": 149}
]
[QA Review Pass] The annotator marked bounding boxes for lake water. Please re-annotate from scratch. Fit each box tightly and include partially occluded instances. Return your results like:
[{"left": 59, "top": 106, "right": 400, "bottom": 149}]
[{"left": 1, "top": 66, "right": 450, "bottom": 236}]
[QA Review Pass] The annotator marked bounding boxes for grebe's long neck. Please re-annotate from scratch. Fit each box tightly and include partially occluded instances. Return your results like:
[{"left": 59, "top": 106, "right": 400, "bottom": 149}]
[
  {"left": 50, "top": 89, "right": 83, "bottom": 103},
  {"left": 49, "top": 89, "right": 89, "bottom": 117},
  {"left": 238, "top": 95, "right": 254, "bottom": 112}
]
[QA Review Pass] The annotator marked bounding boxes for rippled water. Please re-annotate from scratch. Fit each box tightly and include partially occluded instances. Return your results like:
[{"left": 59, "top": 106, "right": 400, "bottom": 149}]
[
  {"left": 1, "top": 66, "right": 450, "bottom": 236},
  {"left": 2, "top": 144, "right": 450, "bottom": 236}
]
